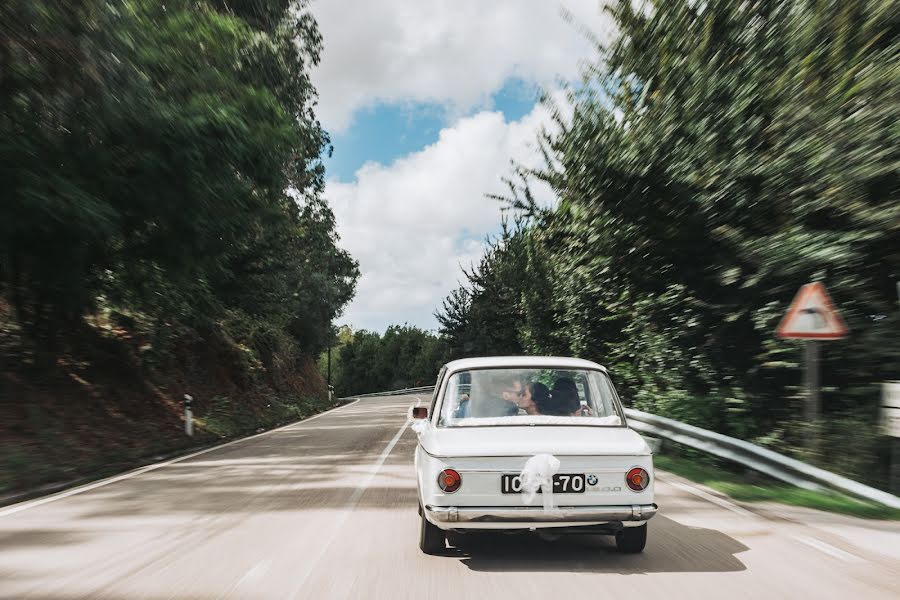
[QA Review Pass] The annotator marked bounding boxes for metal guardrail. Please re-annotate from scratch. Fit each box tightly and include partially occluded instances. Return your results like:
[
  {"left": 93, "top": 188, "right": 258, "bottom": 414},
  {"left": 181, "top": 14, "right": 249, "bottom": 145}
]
[
  {"left": 349, "top": 385, "right": 900, "bottom": 509},
  {"left": 624, "top": 408, "right": 900, "bottom": 510},
  {"left": 344, "top": 386, "right": 434, "bottom": 399}
]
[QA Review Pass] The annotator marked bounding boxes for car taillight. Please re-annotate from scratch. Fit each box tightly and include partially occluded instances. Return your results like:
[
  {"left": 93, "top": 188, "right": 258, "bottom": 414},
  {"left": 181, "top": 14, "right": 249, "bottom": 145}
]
[
  {"left": 626, "top": 467, "right": 649, "bottom": 492},
  {"left": 438, "top": 469, "right": 461, "bottom": 493}
]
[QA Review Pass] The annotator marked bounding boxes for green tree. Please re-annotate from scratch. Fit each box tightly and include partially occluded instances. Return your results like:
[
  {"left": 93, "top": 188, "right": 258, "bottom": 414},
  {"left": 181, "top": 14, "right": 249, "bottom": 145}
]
[
  {"left": 331, "top": 326, "right": 448, "bottom": 396},
  {"left": 435, "top": 0, "right": 899, "bottom": 484},
  {"left": 1, "top": 0, "right": 357, "bottom": 359},
  {"left": 437, "top": 219, "right": 530, "bottom": 358}
]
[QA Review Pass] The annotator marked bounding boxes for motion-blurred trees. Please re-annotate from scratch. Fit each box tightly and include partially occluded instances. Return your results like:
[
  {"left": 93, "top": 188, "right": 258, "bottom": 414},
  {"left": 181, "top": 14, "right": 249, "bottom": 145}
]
[
  {"left": 436, "top": 0, "right": 899, "bottom": 481},
  {"left": 436, "top": 219, "right": 529, "bottom": 358},
  {"left": 1, "top": 0, "right": 357, "bottom": 358}
]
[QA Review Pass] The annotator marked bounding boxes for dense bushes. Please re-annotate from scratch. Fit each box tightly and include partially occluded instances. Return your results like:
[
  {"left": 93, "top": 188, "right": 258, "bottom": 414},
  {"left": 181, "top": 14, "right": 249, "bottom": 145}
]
[
  {"left": 435, "top": 1, "right": 899, "bottom": 486},
  {"left": 1, "top": 0, "right": 357, "bottom": 361},
  {"left": 327, "top": 326, "right": 448, "bottom": 396}
]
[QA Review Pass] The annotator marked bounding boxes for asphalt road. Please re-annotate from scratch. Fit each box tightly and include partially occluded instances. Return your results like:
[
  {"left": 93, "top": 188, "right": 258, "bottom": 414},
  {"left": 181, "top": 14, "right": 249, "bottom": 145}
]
[{"left": 1, "top": 394, "right": 898, "bottom": 599}]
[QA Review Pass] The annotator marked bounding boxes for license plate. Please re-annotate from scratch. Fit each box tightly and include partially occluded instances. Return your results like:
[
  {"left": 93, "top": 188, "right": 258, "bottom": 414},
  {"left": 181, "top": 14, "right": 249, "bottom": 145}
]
[{"left": 501, "top": 473, "right": 586, "bottom": 494}]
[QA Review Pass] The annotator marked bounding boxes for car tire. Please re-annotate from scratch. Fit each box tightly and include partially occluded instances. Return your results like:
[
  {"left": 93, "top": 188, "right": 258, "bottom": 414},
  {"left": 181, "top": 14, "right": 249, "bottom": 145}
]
[
  {"left": 615, "top": 524, "right": 647, "bottom": 553},
  {"left": 419, "top": 510, "right": 445, "bottom": 555}
]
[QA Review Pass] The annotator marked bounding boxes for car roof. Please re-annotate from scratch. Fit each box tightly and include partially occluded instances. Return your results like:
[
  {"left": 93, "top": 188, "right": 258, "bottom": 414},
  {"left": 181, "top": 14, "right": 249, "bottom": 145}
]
[{"left": 443, "top": 356, "right": 607, "bottom": 373}]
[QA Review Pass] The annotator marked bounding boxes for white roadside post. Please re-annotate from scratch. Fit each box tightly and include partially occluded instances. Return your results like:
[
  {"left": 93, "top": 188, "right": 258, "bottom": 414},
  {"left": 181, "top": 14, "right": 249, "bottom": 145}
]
[
  {"left": 883, "top": 382, "right": 900, "bottom": 494},
  {"left": 184, "top": 394, "right": 194, "bottom": 437},
  {"left": 776, "top": 282, "right": 848, "bottom": 452}
]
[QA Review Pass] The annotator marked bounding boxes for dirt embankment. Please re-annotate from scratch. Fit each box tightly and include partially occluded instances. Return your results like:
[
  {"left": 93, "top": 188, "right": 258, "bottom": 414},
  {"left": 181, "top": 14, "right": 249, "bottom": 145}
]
[{"left": 0, "top": 305, "right": 331, "bottom": 497}]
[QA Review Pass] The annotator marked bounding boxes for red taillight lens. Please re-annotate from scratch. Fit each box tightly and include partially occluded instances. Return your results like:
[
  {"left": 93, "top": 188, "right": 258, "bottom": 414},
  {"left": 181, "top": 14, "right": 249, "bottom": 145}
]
[
  {"left": 438, "top": 469, "right": 461, "bottom": 493},
  {"left": 626, "top": 467, "right": 649, "bottom": 492}
]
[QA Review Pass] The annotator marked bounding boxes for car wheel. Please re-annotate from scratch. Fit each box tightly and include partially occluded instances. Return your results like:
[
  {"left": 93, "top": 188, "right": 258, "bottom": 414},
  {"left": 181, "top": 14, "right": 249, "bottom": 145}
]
[
  {"left": 419, "top": 510, "right": 446, "bottom": 555},
  {"left": 615, "top": 524, "right": 647, "bottom": 553}
]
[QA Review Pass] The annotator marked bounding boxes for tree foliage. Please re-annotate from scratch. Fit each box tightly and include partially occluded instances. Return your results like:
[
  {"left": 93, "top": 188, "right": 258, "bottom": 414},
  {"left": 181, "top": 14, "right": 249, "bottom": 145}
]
[
  {"left": 436, "top": 0, "right": 899, "bottom": 481},
  {"left": 329, "top": 326, "right": 448, "bottom": 396},
  {"left": 1, "top": 0, "right": 357, "bottom": 357}
]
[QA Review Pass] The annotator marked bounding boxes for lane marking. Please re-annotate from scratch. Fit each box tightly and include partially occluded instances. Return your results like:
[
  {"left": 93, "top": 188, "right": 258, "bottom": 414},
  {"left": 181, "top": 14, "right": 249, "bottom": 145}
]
[
  {"left": 227, "top": 559, "right": 273, "bottom": 597},
  {"left": 662, "top": 472, "right": 866, "bottom": 564},
  {"left": 0, "top": 399, "right": 361, "bottom": 518},
  {"left": 345, "top": 398, "right": 418, "bottom": 506},
  {"left": 793, "top": 534, "right": 865, "bottom": 563},
  {"left": 289, "top": 397, "right": 421, "bottom": 597},
  {"left": 663, "top": 478, "right": 756, "bottom": 518}
]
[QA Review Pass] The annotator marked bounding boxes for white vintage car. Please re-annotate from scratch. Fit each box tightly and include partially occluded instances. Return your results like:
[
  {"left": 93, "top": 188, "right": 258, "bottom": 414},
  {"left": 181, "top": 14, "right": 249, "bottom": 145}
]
[{"left": 413, "top": 356, "right": 656, "bottom": 555}]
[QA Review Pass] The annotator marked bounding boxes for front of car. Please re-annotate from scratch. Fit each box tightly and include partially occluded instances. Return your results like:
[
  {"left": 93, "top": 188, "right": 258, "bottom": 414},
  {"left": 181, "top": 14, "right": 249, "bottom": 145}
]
[{"left": 414, "top": 357, "right": 656, "bottom": 554}]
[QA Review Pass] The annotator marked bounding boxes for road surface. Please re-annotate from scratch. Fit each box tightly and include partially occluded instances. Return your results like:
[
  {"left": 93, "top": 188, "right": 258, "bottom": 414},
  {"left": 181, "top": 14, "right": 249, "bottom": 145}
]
[{"left": 1, "top": 394, "right": 898, "bottom": 599}]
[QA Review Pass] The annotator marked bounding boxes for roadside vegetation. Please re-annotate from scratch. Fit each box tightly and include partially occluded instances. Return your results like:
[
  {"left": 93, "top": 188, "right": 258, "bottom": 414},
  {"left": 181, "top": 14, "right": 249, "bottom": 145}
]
[
  {"left": 654, "top": 453, "right": 900, "bottom": 521},
  {"left": 435, "top": 1, "right": 900, "bottom": 492},
  {"left": 0, "top": 0, "right": 357, "bottom": 494},
  {"left": 325, "top": 325, "right": 449, "bottom": 397},
  {"left": 335, "top": 1, "right": 900, "bottom": 494}
]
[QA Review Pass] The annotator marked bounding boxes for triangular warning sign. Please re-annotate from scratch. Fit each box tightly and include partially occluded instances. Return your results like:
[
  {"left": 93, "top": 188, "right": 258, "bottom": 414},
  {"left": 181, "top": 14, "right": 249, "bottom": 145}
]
[{"left": 776, "top": 282, "right": 848, "bottom": 339}]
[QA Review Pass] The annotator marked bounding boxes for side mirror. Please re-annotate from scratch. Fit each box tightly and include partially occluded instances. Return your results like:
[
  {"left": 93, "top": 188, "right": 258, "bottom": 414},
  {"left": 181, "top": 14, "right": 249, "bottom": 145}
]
[{"left": 412, "top": 407, "right": 428, "bottom": 420}]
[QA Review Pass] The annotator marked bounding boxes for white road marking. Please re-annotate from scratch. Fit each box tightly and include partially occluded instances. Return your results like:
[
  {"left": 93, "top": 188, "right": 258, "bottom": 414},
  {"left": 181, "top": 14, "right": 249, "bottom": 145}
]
[
  {"left": 288, "top": 397, "right": 420, "bottom": 597},
  {"left": 663, "top": 474, "right": 866, "bottom": 564},
  {"left": 227, "top": 559, "right": 273, "bottom": 597},
  {"left": 793, "top": 534, "right": 865, "bottom": 563},
  {"left": 663, "top": 478, "right": 757, "bottom": 518},
  {"left": 344, "top": 398, "right": 418, "bottom": 506},
  {"left": 0, "top": 399, "right": 361, "bottom": 518}
]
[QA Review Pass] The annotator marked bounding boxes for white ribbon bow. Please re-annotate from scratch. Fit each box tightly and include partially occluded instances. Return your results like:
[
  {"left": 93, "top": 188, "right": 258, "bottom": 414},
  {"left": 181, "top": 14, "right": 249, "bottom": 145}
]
[{"left": 519, "top": 453, "right": 561, "bottom": 513}]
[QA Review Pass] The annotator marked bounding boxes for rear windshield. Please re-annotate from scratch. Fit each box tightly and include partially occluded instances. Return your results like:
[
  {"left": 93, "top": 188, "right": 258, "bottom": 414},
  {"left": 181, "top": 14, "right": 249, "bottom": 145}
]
[{"left": 437, "top": 367, "right": 623, "bottom": 428}]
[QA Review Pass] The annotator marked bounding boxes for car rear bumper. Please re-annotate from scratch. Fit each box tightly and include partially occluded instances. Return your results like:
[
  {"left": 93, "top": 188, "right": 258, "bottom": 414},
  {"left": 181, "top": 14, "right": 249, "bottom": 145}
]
[{"left": 425, "top": 503, "right": 658, "bottom": 524}]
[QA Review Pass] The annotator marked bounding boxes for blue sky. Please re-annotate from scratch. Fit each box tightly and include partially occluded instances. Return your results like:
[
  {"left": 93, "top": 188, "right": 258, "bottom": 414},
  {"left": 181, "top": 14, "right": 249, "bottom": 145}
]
[
  {"left": 309, "top": 1, "right": 608, "bottom": 333},
  {"left": 324, "top": 79, "right": 541, "bottom": 183}
]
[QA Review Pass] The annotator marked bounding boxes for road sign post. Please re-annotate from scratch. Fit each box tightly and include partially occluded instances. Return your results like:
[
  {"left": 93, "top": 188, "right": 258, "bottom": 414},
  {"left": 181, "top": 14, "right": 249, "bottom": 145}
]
[
  {"left": 883, "top": 382, "right": 900, "bottom": 494},
  {"left": 803, "top": 341, "right": 820, "bottom": 423},
  {"left": 893, "top": 440, "right": 900, "bottom": 497},
  {"left": 776, "top": 282, "right": 848, "bottom": 454}
]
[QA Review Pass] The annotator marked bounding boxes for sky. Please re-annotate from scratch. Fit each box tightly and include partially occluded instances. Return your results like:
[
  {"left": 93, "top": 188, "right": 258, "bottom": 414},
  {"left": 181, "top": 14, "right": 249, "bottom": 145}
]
[{"left": 310, "top": 1, "right": 611, "bottom": 333}]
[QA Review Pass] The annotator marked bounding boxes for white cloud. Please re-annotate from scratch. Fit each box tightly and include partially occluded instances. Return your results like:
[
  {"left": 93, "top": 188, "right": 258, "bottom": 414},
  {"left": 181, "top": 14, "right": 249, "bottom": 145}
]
[
  {"left": 326, "top": 103, "right": 559, "bottom": 332},
  {"left": 310, "top": 0, "right": 610, "bottom": 132}
]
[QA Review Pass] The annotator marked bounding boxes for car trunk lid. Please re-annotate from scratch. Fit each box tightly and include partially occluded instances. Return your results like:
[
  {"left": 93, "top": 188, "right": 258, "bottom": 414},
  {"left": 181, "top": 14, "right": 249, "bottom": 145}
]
[{"left": 420, "top": 425, "right": 650, "bottom": 457}]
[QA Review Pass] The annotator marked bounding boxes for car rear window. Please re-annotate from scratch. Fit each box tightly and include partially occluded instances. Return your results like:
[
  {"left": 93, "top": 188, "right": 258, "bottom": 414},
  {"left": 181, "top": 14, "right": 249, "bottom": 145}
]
[{"left": 437, "top": 367, "right": 623, "bottom": 427}]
